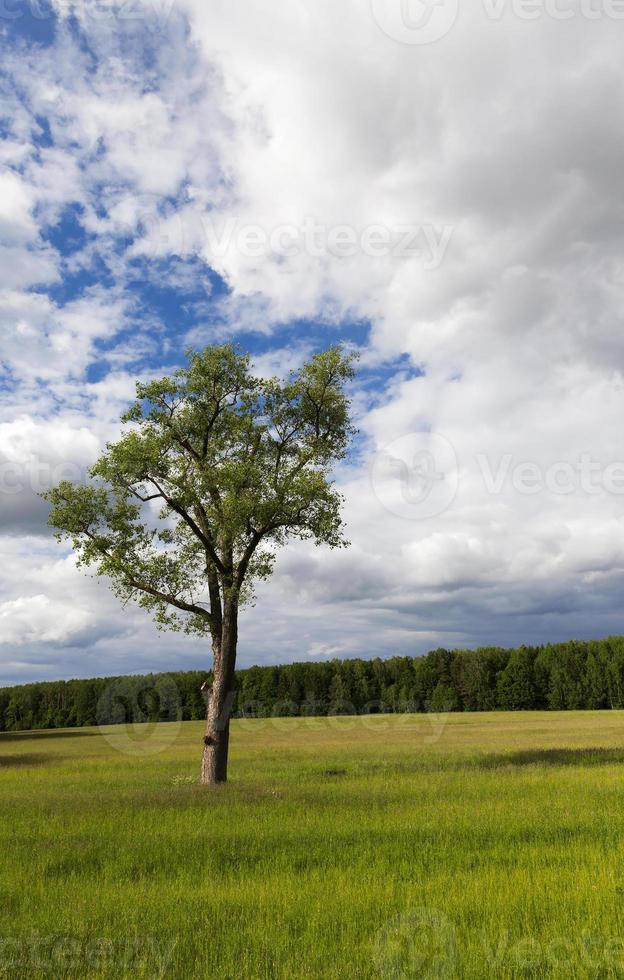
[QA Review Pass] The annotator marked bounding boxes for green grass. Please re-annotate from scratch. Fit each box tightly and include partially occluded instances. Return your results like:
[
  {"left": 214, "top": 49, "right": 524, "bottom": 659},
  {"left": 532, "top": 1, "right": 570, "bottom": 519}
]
[{"left": 3, "top": 712, "right": 624, "bottom": 978}]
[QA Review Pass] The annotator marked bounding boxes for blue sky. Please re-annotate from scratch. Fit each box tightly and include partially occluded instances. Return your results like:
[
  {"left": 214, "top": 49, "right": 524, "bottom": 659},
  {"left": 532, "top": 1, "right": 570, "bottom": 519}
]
[{"left": 2, "top": 1, "right": 624, "bottom": 685}]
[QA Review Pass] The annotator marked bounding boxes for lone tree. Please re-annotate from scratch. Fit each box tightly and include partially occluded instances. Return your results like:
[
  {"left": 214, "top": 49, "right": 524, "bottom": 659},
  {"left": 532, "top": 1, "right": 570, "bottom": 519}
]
[{"left": 44, "top": 344, "right": 356, "bottom": 784}]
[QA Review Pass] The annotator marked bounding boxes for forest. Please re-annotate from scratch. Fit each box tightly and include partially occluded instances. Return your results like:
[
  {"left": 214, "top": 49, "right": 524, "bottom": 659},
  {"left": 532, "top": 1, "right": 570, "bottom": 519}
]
[{"left": 2, "top": 636, "right": 624, "bottom": 732}]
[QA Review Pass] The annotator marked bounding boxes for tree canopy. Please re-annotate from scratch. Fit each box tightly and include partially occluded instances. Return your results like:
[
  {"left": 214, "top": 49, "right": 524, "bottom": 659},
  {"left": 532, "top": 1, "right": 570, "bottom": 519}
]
[{"left": 44, "top": 343, "right": 357, "bottom": 636}]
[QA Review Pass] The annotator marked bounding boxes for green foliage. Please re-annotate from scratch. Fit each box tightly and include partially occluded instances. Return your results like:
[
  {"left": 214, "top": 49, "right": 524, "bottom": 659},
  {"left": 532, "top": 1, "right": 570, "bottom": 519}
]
[
  {"left": 5, "top": 636, "right": 624, "bottom": 733},
  {"left": 430, "top": 682, "right": 459, "bottom": 713},
  {"left": 455, "top": 648, "right": 506, "bottom": 711},
  {"left": 496, "top": 647, "right": 541, "bottom": 710},
  {"left": 43, "top": 344, "right": 357, "bottom": 637}
]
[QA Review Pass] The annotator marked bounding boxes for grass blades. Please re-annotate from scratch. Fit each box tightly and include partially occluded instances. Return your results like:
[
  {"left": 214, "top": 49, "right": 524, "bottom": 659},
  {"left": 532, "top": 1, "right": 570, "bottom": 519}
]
[{"left": 2, "top": 712, "right": 624, "bottom": 978}]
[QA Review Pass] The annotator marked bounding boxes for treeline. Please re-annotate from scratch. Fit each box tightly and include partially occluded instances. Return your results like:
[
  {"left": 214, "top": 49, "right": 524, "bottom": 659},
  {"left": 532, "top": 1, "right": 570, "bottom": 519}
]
[{"left": 3, "top": 636, "right": 624, "bottom": 733}]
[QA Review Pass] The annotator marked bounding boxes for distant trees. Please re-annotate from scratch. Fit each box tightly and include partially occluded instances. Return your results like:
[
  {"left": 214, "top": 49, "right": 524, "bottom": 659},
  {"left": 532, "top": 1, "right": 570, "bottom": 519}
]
[
  {"left": 4, "top": 636, "right": 624, "bottom": 734},
  {"left": 456, "top": 648, "right": 506, "bottom": 711},
  {"left": 497, "top": 647, "right": 541, "bottom": 710}
]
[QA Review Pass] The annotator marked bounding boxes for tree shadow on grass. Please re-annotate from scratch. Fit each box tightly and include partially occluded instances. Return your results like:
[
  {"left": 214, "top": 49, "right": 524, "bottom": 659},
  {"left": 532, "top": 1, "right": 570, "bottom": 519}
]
[
  {"left": 475, "top": 747, "right": 624, "bottom": 769},
  {"left": 0, "top": 753, "right": 60, "bottom": 768},
  {"left": 0, "top": 730, "right": 99, "bottom": 742}
]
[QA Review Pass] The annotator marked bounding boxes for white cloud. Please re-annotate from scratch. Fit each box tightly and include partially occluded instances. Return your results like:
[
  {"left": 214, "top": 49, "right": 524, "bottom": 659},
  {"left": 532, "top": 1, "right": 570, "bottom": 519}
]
[
  {"left": 0, "top": 594, "right": 92, "bottom": 645},
  {"left": 3, "top": 4, "right": 624, "bottom": 681},
  {"left": 0, "top": 170, "right": 38, "bottom": 244},
  {"left": 0, "top": 286, "right": 131, "bottom": 383}
]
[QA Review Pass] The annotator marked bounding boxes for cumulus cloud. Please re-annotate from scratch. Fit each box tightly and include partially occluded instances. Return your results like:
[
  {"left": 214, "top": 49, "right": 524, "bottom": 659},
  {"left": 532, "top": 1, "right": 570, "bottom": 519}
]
[
  {"left": 0, "top": 594, "right": 92, "bottom": 645},
  {"left": 2, "top": 2, "right": 624, "bottom": 682}
]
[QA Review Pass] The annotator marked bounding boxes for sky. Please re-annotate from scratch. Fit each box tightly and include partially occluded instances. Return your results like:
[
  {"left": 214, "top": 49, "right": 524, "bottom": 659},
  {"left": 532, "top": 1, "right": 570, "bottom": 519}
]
[{"left": 2, "top": 0, "right": 624, "bottom": 685}]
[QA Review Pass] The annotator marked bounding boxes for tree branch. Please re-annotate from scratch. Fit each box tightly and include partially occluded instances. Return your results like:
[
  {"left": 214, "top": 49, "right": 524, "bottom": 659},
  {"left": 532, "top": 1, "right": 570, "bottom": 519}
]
[
  {"left": 143, "top": 476, "right": 226, "bottom": 575},
  {"left": 78, "top": 524, "right": 215, "bottom": 626}
]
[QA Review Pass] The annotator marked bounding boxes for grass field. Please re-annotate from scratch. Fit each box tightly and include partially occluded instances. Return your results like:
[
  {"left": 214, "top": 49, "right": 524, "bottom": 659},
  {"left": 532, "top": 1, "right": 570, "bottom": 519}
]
[{"left": 2, "top": 711, "right": 624, "bottom": 978}]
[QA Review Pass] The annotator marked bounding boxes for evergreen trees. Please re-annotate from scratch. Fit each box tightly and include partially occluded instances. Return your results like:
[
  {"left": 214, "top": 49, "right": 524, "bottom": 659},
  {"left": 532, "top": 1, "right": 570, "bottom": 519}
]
[
  {"left": 2, "top": 637, "right": 624, "bottom": 733},
  {"left": 497, "top": 647, "right": 541, "bottom": 710}
]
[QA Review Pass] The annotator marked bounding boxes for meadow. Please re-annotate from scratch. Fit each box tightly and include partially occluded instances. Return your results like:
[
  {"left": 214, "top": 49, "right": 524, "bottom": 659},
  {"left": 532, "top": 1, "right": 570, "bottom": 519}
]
[{"left": 2, "top": 712, "right": 624, "bottom": 978}]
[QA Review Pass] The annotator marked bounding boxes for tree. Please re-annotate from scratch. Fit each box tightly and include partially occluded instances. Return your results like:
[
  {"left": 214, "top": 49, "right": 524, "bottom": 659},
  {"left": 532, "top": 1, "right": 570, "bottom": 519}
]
[
  {"left": 496, "top": 647, "right": 539, "bottom": 710},
  {"left": 456, "top": 648, "right": 505, "bottom": 712},
  {"left": 43, "top": 343, "right": 356, "bottom": 784},
  {"left": 430, "top": 682, "right": 459, "bottom": 713}
]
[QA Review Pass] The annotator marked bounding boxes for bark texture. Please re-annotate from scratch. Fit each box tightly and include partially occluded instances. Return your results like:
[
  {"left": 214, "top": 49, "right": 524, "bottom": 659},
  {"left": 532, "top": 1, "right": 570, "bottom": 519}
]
[{"left": 201, "top": 599, "right": 238, "bottom": 784}]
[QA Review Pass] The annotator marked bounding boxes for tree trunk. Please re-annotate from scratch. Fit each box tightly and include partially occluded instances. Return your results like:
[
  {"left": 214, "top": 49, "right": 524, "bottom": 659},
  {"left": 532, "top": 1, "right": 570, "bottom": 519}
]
[{"left": 201, "top": 598, "right": 238, "bottom": 785}]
